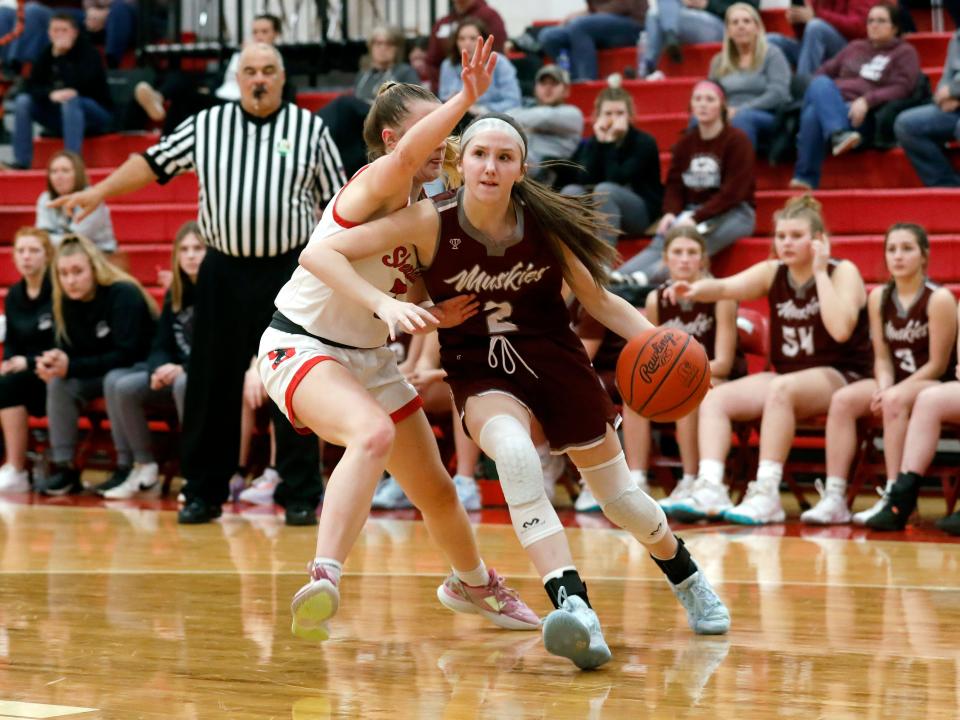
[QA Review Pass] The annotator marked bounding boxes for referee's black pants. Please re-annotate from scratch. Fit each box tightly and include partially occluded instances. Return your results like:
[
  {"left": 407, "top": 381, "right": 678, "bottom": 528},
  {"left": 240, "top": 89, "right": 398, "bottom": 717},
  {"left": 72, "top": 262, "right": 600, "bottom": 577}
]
[{"left": 181, "top": 247, "right": 323, "bottom": 509}]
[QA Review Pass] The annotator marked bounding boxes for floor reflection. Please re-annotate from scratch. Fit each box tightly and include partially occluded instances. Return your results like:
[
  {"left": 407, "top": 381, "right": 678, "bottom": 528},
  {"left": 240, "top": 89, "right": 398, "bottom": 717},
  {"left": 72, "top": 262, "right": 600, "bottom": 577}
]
[{"left": 1, "top": 502, "right": 959, "bottom": 718}]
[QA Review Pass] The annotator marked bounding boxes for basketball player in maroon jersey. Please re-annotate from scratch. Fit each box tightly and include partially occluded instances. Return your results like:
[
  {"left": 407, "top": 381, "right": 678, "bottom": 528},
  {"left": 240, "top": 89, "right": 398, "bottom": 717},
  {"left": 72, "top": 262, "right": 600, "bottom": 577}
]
[
  {"left": 872, "top": 314, "right": 960, "bottom": 534},
  {"left": 632, "top": 226, "right": 745, "bottom": 516},
  {"left": 809, "top": 224, "right": 957, "bottom": 525},
  {"left": 665, "top": 195, "right": 871, "bottom": 525},
  {"left": 300, "top": 112, "right": 730, "bottom": 670}
]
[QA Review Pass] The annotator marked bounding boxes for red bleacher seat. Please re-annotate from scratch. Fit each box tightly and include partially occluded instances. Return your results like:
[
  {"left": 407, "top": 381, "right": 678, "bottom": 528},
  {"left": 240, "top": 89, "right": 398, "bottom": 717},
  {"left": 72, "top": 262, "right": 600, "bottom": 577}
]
[
  {"left": 0, "top": 203, "right": 197, "bottom": 241},
  {"left": 32, "top": 133, "right": 158, "bottom": 170},
  {"left": 296, "top": 90, "right": 348, "bottom": 114},
  {"left": 0, "top": 170, "right": 198, "bottom": 206}
]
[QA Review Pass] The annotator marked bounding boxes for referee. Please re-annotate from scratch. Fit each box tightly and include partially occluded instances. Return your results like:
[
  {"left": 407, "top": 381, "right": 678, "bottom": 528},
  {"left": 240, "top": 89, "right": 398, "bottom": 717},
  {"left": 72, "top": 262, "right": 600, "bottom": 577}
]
[{"left": 52, "top": 43, "right": 346, "bottom": 525}]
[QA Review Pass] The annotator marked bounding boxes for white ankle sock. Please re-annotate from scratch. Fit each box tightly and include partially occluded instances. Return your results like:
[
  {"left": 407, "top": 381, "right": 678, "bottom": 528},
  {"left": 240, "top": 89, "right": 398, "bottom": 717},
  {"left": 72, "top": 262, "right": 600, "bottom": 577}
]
[
  {"left": 313, "top": 557, "right": 342, "bottom": 585},
  {"left": 824, "top": 476, "right": 847, "bottom": 494},
  {"left": 681, "top": 473, "right": 696, "bottom": 483},
  {"left": 454, "top": 561, "right": 489, "bottom": 587},
  {"left": 756, "top": 460, "right": 783, "bottom": 490},
  {"left": 629, "top": 469, "right": 648, "bottom": 486},
  {"left": 697, "top": 459, "right": 725, "bottom": 485}
]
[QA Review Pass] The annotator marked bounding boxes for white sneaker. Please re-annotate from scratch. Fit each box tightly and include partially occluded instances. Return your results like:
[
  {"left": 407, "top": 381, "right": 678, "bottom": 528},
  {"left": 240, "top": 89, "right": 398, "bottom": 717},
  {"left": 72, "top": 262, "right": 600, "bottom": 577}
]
[
  {"left": 801, "top": 479, "right": 851, "bottom": 525},
  {"left": 103, "top": 462, "right": 160, "bottom": 499},
  {"left": 659, "top": 475, "right": 696, "bottom": 515},
  {"left": 671, "top": 478, "right": 733, "bottom": 522},
  {"left": 453, "top": 474, "right": 481, "bottom": 511},
  {"left": 724, "top": 481, "right": 785, "bottom": 525},
  {"left": 370, "top": 474, "right": 412, "bottom": 509},
  {"left": 238, "top": 468, "right": 280, "bottom": 506},
  {"left": 852, "top": 480, "right": 894, "bottom": 526},
  {"left": 0, "top": 464, "right": 29, "bottom": 493},
  {"left": 574, "top": 483, "right": 601, "bottom": 512}
]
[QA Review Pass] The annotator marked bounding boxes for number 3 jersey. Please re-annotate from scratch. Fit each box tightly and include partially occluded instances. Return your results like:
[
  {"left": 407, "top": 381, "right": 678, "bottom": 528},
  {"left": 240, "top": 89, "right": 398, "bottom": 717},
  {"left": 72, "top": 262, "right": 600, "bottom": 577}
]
[
  {"left": 768, "top": 260, "right": 871, "bottom": 378},
  {"left": 881, "top": 279, "right": 956, "bottom": 383}
]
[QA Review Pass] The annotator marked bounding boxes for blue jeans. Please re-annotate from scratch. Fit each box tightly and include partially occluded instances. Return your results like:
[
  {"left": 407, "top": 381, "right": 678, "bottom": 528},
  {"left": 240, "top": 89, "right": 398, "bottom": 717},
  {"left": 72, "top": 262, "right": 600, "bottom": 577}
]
[
  {"left": 539, "top": 13, "right": 643, "bottom": 80},
  {"left": 103, "top": 0, "right": 137, "bottom": 67},
  {"left": 731, "top": 107, "right": 777, "bottom": 149},
  {"left": 768, "top": 19, "right": 847, "bottom": 76},
  {"left": 894, "top": 103, "right": 960, "bottom": 187},
  {"left": 644, "top": 2, "right": 724, "bottom": 71},
  {"left": 794, "top": 75, "right": 851, "bottom": 187},
  {"left": 13, "top": 93, "right": 112, "bottom": 167},
  {"left": 0, "top": 2, "right": 54, "bottom": 64}
]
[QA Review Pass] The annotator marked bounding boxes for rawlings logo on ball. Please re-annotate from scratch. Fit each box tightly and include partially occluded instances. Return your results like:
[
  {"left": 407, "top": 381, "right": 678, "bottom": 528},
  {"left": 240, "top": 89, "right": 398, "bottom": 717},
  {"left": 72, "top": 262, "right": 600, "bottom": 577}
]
[{"left": 638, "top": 334, "right": 678, "bottom": 383}]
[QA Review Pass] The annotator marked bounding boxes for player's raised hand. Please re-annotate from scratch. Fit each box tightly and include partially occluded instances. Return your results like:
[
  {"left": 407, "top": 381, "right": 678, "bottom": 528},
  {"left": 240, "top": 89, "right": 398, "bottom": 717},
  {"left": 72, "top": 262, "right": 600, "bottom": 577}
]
[
  {"left": 460, "top": 35, "right": 497, "bottom": 105},
  {"left": 48, "top": 186, "right": 104, "bottom": 222},
  {"left": 376, "top": 297, "right": 440, "bottom": 340},
  {"left": 430, "top": 294, "right": 480, "bottom": 328}
]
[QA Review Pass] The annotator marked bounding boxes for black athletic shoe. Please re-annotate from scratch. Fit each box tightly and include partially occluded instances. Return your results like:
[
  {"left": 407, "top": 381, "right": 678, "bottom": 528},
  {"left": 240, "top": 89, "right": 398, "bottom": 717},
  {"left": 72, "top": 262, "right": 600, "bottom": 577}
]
[
  {"left": 41, "top": 466, "right": 82, "bottom": 496},
  {"left": 865, "top": 482, "right": 919, "bottom": 531},
  {"left": 91, "top": 466, "right": 131, "bottom": 496},
  {"left": 177, "top": 497, "right": 222, "bottom": 524},
  {"left": 935, "top": 511, "right": 960, "bottom": 536},
  {"left": 285, "top": 504, "right": 318, "bottom": 526}
]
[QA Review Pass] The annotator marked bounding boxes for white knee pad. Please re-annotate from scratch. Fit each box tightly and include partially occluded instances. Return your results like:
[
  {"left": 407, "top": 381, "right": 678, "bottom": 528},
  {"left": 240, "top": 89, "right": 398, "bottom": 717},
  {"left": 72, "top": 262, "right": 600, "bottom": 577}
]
[
  {"left": 578, "top": 452, "right": 668, "bottom": 543},
  {"left": 478, "top": 415, "right": 564, "bottom": 548}
]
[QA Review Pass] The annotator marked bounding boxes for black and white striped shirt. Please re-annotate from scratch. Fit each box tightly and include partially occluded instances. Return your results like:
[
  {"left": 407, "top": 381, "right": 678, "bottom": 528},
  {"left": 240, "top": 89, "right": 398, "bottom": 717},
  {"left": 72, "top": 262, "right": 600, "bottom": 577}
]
[{"left": 143, "top": 102, "right": 345, "bottom": 257}]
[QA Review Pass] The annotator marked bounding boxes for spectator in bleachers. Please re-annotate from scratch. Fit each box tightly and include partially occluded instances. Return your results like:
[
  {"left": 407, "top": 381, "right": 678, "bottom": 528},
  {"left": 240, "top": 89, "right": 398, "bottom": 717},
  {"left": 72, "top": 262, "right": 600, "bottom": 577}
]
[
  {"left": 97, "top": 221, "right": 206, "bottom": 499},
  {"left": 0, "top": 1, "right": 58, "bottom": 67},
  {"left": 36, "top": 234, "right": 156, "bottom": 495},
  {"left": 636, "top": 226, "right": 745, "bottom": 515},
  {"left": 408, "top": 37, "right": 431, "bottom": 85},
  {"left": 790, "top": 3, "right": 920, "bottom": 190},
  {"left": 617, "top": 80, "right": 755, "bottom": 285},
  {"left": 133, "top": 13, "right": 290, "bottom": 136},
  {"left": 561, "top": 85, "right": 662, "bottom": 248},
  {"left": 708, "top": 3, "right": 791, "bottom": 149},
  {"left": 426, "top": 0, "right": 506, "bottom": 91},
  {"left": 665, "top": 195, "right": 871, "bottom": 525},
  {"left": 894, "top": 28, "right": 960, "bottom": 188},
  {"left": 0, "top": 227, "right": 54, "bottom": 494},
  {"left": 767, "top": 0, "right": 873, "bottom": 77},
  {"left": 81, "top": 0, "right": 136, "bottom": 68},
  {"left": 319, "top": 25, "right": 423, "bottom": 177},
  {"left": 805, "top": 223, "right": 957, "bottom": 524},
  {"left": 439, "top": 18, "right": 521, "bottom": 115},
  {"left": 641, "top": 0, "right": 758, "bottom": 80},
  {"left": 35, "top": 150, "right": 116, "bottom": 252},
  {"left": 538, "top": 1, "right": 647, "bottom": 81},
  {"left": 9, "top": 12, "right": 111, "bottom": 170},
  {"left": 865, "top": 320, "right": 960, "bottom": 534},
  {"left": 507, "top": 64, "right": 584, "bottom": 184}
]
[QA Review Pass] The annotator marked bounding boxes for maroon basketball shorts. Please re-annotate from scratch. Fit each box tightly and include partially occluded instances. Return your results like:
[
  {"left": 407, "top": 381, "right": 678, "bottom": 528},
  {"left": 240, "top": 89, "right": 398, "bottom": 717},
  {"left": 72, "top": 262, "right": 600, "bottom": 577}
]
[{"left": 443, "top": 334, "right": 620, "bottom": 454}]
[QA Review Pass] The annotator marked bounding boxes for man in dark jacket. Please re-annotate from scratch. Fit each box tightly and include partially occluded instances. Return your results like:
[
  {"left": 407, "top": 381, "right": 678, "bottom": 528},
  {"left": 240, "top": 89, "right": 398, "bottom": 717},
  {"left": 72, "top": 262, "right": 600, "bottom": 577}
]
[{"left": 10, "top": 12, "right": 112, "bottom": 169}]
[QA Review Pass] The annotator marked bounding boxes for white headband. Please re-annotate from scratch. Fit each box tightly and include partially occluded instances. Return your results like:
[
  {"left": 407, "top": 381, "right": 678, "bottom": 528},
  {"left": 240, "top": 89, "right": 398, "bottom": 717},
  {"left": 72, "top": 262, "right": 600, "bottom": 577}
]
[{"left": 460, "top": 117, "right": 526, "bottom": 160}]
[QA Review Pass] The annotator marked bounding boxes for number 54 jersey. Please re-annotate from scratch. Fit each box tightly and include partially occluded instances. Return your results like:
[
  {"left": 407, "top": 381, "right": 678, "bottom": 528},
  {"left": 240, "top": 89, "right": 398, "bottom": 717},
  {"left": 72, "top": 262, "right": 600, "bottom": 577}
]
[{"left": 768, "top": 260, "right": 872, "bottom": 381}]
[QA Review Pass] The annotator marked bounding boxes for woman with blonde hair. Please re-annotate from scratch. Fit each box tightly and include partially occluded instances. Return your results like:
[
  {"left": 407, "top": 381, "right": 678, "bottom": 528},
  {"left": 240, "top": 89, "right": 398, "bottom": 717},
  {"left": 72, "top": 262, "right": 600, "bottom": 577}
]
[
  {"left": 0, "top": 228, "right": 55, "bottom": 494},
  {"left": 665, "top": 195, "right": 871, "bottom": 525},
  {"left": 36, "top": 234, "right": 157, "bottom": 495},
  {"left": 708, "top": 2, "right": 791, "bottom": 149}
]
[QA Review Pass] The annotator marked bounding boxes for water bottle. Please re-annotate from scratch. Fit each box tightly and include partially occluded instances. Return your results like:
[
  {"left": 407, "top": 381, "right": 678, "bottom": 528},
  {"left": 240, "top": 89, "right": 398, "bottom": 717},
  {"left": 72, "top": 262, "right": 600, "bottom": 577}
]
[
  {"left": 557, "top": 49, "right": 571, "bottom": 75},
  {"left": 636, "top": 30, "right": 648, "bottom": 79}
]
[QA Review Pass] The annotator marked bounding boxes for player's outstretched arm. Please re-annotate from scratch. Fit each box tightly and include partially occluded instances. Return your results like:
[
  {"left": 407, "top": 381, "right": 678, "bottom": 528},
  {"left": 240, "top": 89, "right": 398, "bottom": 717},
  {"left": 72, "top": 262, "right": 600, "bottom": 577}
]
[{"left": 560, "top": 245, "right": 653, "bottom": 341}]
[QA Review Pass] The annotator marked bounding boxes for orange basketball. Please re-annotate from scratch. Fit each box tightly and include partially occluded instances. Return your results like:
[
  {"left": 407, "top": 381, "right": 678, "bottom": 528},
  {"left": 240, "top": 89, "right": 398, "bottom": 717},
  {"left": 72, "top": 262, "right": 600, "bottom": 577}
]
[{"left": 615, "top": 327, "right": 711, "bottom": 422}]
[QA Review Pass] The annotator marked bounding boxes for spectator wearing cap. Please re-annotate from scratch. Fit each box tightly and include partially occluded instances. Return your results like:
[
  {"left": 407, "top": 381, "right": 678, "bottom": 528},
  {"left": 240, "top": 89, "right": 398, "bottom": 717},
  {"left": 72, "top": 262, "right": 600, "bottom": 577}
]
[{"left": 507, "top": 64, "right": 584, "bottom": 184}]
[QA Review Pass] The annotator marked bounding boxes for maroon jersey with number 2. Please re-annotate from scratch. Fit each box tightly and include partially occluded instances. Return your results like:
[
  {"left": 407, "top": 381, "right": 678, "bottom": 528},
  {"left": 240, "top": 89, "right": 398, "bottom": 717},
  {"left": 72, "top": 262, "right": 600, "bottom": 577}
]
[
  {"left": 422, "top": 189, "right": 618, "bottom": 453},
  {"left": 767, "top": 260, "right": 872, "bottom": 381}
]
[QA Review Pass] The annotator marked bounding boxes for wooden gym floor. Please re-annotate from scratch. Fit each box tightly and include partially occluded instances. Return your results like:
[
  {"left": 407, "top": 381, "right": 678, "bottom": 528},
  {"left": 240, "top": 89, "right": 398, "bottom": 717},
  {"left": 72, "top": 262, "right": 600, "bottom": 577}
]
[{"left": 1, "top": 494, "right": 959, "bottom": 719}]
